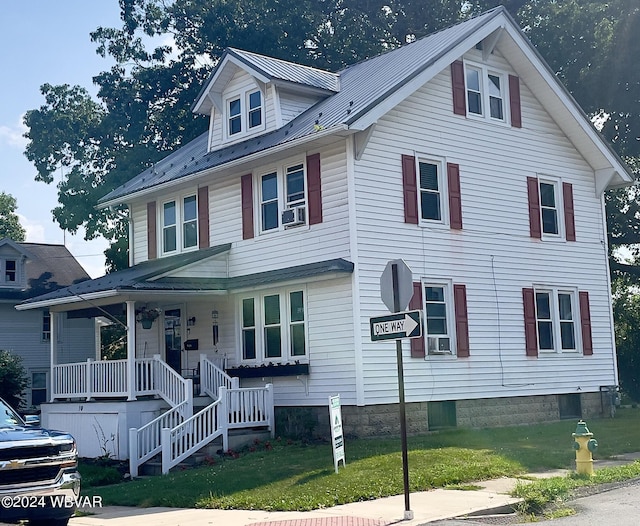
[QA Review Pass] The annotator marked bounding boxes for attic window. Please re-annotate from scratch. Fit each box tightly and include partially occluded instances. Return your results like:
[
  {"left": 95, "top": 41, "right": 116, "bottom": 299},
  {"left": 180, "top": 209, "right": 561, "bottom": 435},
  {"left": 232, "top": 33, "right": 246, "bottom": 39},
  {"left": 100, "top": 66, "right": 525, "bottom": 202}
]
[
  {"left": 224, "top": 88, "right": 265, "bottom": 140},
  {"left": 0, "top": 258, "right": 19, "bottom": 286},
  {"left": 5, "top": 259, "right": 16, "bottom": 282},
  {"left": 229, "top": 98, "right": 241, "bottom": 135},
  {"left": 248, "top": 91, "right": 262, "bottom": 128}
]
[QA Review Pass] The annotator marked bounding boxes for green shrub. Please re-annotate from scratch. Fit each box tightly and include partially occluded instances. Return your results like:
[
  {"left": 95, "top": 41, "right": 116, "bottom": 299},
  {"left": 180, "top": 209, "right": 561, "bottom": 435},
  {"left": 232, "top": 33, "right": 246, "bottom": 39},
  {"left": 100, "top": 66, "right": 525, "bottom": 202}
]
[{"left": 0, "top": 350, "right": 28, "bottom": 410}]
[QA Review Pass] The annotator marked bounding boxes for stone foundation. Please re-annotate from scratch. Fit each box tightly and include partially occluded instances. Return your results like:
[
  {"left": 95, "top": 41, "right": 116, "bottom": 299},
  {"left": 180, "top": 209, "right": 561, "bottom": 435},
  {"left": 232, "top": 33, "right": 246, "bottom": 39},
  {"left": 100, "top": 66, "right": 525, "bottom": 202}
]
[{"left": 274, "top": 392, "right": 609, "bottom": 440}]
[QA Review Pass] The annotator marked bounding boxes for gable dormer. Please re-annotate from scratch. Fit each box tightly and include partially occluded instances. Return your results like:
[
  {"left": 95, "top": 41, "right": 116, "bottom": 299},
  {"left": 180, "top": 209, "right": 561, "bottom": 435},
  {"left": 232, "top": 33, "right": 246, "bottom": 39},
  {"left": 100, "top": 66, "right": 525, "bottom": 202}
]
[
  {"left": 0, "top": 238, "right": 30, "bottom": 289},
  {"left": 192, "top": 49, "right": 339, "bottom": 152}
]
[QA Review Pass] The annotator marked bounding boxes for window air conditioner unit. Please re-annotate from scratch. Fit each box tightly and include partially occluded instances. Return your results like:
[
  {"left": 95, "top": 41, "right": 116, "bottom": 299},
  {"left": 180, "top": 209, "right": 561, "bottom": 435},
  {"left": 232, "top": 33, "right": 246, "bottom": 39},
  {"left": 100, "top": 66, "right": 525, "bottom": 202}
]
[{"left": 282, "top": 206, "right": 306, "bottom": 227}]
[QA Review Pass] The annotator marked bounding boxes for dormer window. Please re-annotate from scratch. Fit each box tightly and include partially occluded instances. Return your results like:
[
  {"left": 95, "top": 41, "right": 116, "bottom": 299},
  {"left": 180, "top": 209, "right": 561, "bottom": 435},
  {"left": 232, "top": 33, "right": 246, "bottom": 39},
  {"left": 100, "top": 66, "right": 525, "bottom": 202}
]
[
  {"left": 228, "top": 98, "right": 242, "bottom": 135},
  {"left": 5, "top": 259, "right": 16, "bottom": 282},
  {"left": 224, "top": 88, "right": 264, "bottom": 140},
  {"left": 248, "top": 91, "right": 262, "bottom": 128},
  {"left": 0, "top": 258, "right": 20, "bottom": 286}
]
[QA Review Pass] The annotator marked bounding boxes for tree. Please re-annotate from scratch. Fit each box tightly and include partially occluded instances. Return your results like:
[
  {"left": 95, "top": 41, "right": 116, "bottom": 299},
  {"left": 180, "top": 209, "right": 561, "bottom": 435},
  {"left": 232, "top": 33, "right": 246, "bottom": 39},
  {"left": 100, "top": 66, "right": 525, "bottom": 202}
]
[
  {"left": 0, "top": 350, "right": 29, "bottom": 410},
  {"left": 0, "top": 192, "right": 26, "bottom": 242}
]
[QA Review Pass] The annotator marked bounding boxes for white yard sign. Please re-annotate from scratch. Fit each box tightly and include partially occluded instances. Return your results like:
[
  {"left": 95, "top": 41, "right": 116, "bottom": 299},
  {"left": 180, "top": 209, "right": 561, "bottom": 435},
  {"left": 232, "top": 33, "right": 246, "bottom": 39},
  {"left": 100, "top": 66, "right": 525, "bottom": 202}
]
[{"left": 329, "top": 395, "right": 346, "bottom": 473}]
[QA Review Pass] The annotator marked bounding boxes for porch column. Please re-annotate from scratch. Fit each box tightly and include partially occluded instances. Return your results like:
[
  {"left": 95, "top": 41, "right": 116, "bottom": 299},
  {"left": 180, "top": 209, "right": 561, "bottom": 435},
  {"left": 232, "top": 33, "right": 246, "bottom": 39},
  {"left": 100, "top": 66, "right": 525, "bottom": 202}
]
[
  {"left": 126, "top": 301, "right": 136, "bottom": 401},
  {"left": 49, "top": 311, "right": 59, "bottom": 402}
]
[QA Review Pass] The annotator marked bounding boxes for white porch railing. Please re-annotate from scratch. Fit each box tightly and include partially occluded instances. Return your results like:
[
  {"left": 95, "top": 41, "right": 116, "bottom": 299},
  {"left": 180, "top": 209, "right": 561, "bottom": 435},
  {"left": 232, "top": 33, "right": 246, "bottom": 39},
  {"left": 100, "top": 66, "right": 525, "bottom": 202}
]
[
  {"left": 52, "top": 359, "right": 128, "bottom": 400},
  {"left": 160, "top": 384, "right": 274, "bottom": 474},
  {"left": 52, "top": 355, "right": 191, "bottom": 414}
]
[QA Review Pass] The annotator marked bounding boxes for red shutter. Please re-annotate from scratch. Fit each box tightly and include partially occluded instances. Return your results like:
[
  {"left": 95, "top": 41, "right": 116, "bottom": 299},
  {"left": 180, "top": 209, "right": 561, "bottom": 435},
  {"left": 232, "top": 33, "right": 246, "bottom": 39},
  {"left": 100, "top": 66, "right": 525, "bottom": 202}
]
[
  {"left": 410, "top": 282, "right": 425, "bottom": 358},
  {"left": 509, "top": 75, "right": 522, "bottom": 128},
  {"left": 579, "top": 291, "right": 593, "bottom": 355},
  {"left": 527, "top": 176, "right": 542, "bottom": 239},
  {"left": 241, "top": 174, "right": 254, "bottom": 240},
  {"left": 447, "top": 163, "right": 463, "bottom": 230},
  {"left": 563, "top": 182, "right": 576, "bottom": 242},
  {"left": 523, "top": 287, "right": 538, "bottom": 357},
  {"left": 307, "top": 153, "right": 322, "bottom": 225},
  {"left": 198, "top": 186, "right": 209, "bottom": 249},
  {"left": 454, "top": 284, "right": 469, "bottom": 357},
  {"left": 451, "top": 60, "right": 466, "bottom": 116},
  {"left": 147, "top": 201, "right": 157, "bottom": 260},
  {"left": 402, "top": 154, "right": 418, "bottom": 224}
]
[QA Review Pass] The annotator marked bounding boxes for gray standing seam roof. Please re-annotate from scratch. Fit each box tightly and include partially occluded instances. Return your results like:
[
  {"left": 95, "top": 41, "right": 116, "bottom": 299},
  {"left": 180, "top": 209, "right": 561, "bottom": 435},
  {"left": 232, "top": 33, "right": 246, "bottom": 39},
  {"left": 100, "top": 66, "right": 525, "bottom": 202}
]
[{"left": 99, "top": 7, "right": 503, "bottom": 205}]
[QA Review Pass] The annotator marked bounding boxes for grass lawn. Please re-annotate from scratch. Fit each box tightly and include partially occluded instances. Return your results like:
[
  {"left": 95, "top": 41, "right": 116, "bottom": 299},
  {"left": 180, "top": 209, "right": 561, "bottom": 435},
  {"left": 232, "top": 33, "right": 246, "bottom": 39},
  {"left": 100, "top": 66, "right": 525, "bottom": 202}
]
[{"left": 81, "top": 407, "right": 640, "bottom": 511}]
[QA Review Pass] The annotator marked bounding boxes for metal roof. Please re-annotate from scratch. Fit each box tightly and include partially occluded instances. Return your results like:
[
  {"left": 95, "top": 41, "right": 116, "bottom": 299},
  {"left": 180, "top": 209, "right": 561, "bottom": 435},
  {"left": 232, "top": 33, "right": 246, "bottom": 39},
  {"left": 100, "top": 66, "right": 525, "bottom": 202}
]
[
  {"left": 99, "top": 8, "right": 503, "bottom": 205},
  {"left": 228, "top": 48, "right": 340, "bottom": 92},
  {"left": 18, "top": 254, "right": 353, "bottom": 309}
]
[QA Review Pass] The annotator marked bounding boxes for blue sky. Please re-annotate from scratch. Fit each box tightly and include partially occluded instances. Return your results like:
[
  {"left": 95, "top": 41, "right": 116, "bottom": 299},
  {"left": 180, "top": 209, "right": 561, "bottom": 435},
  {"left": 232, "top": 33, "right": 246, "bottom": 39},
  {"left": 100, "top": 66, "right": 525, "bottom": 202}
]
[{"left": 0, "top": 2, "right": 123, "bottom": 277}]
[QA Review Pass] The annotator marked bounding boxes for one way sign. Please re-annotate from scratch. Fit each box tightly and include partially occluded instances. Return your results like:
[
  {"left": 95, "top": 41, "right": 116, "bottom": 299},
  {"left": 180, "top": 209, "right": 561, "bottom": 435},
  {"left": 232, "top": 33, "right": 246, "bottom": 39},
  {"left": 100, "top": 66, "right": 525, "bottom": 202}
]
[{"left": 370, "top": 311, "right": 422, "bottom": 341}]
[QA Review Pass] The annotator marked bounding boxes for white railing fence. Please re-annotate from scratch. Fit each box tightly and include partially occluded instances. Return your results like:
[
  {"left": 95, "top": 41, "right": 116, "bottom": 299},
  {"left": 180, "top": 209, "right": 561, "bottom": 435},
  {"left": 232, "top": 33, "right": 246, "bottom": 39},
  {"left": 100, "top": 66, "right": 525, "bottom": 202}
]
[
  {"left": 52, "top": 355, "right": 191, "bottom": 411},
  {"left": 159, "top": 384, "right": 274, "bottom": 474},
  {"left": 200, "top": 354, "right": 236, "bottom": 398},
  {"left": 52, "top": 359, "right": 128, "bottom": 401},
  {"left": 129, "top": 401, "right": 189, "bottom": 478}
]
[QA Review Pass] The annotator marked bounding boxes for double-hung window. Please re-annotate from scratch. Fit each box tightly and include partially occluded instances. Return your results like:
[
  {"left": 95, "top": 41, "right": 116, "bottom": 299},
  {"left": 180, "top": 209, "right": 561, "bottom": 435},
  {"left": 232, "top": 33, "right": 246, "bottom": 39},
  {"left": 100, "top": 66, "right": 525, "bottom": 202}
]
[
  {"left": 162, "top": 194, "right": 198, "bottom": 255},
  {"left": 259, "top": 161, "right": 307, "bottom": 233},
  {"left": 225, "top": 89, "right": 263, "bottom": 140},
  {"left": 465, "top": 63, "right": 507, "bottom": 122},
  {"left": 240, "top": 289, "right": 307, "bottom": 363},
  {"left": 418, "top": 160, "right": 444, "bottom": 222},
  {"left": 424, "top": 283, "right": 454, "bottom": 354},
  {"left": 535, "top": 288, "right": 578, "bottom": 353},
  {"left": 527, "top": 175, "right": 575, "bottom": 241},
  {"left": 0, "top": 258, "right": 18, "bottom": 285},
  {"left": 539, "top": 179, "right": 560, "bottom": 236},
  {"left": 42, "top": 311, "right": 51, "bottom": 342}
]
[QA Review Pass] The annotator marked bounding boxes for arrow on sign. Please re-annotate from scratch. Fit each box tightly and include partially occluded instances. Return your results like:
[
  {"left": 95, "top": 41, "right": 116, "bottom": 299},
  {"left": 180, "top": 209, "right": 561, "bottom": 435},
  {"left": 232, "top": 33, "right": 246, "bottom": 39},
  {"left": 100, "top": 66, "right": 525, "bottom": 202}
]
[{"left": 370, "top": 311, "right": 422, "bottom": 341}]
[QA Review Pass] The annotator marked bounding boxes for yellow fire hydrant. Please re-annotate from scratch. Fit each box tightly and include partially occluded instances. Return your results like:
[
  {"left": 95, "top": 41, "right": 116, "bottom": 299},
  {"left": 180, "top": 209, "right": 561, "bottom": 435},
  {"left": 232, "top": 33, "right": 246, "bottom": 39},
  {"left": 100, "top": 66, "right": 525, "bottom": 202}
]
[{"left": 572, "top": 420, "right": 598, "bottom": 475}]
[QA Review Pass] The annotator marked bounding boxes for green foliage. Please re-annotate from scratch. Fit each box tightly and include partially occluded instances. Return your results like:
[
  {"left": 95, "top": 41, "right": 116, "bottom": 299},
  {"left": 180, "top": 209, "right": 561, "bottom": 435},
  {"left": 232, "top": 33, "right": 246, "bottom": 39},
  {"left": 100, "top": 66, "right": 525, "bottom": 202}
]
[
  {"left": 0, "top": 193, "right": 26, "bottom": 242},
  {"left": 0, "top": 350, "right": 29, "bottom": 410},
  {"left": 612, "top": 283, "right": 640, "bottom": 401},
  {"left": 514, "top": 461, "right": 640, "bottom": 515},
  {"left": 99, "top": 317, "right": 127, "bottom": 360}
]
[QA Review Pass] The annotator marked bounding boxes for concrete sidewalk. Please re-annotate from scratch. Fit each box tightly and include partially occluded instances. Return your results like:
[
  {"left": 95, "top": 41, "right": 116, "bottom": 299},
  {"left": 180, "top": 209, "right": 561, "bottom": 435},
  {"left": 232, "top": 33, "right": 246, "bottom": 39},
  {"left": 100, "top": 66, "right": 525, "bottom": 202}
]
[{"left": 69, "top": 454, "right": 640, "bottom": 526}]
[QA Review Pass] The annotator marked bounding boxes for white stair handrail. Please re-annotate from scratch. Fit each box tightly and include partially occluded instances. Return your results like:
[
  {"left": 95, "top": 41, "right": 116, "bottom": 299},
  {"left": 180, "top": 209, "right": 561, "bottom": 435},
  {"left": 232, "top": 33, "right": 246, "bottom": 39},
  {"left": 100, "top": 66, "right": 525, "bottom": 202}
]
[
  {"left": 152, "top": 355, "right": 193, "bottom": 415},
  {"left": 129, "top": 400, "right": 189, "bottom": 478},
  {"left": 199, "top": 354, "right": 236, "bottom": 399},
  {"left": 161, "top": 393, "right": 227, "bottom": 474}
]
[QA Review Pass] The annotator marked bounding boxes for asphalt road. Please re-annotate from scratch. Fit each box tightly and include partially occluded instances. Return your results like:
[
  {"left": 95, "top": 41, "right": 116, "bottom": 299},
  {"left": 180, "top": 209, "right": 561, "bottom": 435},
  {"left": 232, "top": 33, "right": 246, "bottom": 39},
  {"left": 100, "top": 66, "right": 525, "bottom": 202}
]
[{"left": 429, "top": 478, "right": 640, "bottom": 526}]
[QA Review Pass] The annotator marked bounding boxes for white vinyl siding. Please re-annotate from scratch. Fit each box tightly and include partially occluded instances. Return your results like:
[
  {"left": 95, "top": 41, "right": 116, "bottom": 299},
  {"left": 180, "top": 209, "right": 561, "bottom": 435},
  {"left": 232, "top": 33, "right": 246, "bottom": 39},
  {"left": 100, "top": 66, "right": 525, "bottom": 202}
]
[{"left": 353, "top": 52, "right": 614, "bottom": 405}]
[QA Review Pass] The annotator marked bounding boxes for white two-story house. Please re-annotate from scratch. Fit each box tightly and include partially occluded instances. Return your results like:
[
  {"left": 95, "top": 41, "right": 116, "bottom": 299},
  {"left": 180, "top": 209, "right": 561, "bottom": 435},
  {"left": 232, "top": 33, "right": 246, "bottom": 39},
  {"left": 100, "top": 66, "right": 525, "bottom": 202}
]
[{"left": 18, "top": 7, "right": 632, "bottom": 468}]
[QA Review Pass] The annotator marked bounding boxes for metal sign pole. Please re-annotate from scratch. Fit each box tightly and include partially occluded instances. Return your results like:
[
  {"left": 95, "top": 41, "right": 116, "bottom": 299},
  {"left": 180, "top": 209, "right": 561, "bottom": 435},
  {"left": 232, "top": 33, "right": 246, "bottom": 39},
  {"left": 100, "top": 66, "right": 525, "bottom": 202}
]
[{"left": 392, "top": 263, "right": 413, "bottom": 520}]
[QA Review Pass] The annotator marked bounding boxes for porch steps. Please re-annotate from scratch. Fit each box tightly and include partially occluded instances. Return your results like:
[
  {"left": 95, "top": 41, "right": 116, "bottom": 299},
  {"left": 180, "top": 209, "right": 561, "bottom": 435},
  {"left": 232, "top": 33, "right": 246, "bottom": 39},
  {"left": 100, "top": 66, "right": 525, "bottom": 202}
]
[{"left": 139, "top": 428, "right": 271, "bottom": 476}]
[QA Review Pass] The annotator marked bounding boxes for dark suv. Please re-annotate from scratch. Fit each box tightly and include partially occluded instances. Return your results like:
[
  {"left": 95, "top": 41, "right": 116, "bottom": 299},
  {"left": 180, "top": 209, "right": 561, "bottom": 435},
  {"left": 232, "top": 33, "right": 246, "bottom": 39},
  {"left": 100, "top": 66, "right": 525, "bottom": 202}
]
[{"left": 0, "top": 398, "right": 80, "bottom": 525}]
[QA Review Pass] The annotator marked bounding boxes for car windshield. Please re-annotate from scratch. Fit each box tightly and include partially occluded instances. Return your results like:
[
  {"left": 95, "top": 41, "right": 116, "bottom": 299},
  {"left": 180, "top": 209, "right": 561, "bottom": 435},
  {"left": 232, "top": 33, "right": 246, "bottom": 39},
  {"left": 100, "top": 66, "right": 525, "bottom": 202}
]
[{"left": 0, "top": 399, "right": 24, "bottom": 428}]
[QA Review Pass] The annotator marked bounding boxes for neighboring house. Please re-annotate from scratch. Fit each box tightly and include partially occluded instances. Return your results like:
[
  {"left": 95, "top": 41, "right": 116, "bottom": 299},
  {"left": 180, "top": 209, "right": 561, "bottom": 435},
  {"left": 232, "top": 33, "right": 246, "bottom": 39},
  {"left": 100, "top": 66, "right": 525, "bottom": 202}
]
[
  {"left": 17, "top": 7, "right": 632, "bottom": 467},
  {"left": 0, "top": 238, "right": 94, "bottom": 408}
]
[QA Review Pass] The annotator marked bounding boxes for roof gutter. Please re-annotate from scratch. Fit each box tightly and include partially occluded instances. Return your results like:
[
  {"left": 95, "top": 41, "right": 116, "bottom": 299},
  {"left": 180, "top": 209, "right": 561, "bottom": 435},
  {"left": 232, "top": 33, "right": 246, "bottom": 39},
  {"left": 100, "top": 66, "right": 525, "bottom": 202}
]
[{"left": 98, "top": 124, "right": 349, "bottom": 209}]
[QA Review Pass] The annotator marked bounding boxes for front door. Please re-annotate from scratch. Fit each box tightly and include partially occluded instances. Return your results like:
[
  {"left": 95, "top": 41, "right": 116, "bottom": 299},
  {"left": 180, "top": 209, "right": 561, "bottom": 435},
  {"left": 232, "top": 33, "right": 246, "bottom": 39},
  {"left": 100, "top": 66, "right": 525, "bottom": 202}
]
[{"left": 164, "top": 308, "right": 182, "bottom": 373}]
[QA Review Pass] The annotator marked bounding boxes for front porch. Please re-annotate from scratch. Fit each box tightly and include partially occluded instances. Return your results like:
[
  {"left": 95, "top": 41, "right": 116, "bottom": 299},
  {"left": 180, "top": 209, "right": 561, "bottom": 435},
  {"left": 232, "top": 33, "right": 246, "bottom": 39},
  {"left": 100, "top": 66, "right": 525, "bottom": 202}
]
[{"left": 43, "top": 353, "right": 275, "bottom": 477}]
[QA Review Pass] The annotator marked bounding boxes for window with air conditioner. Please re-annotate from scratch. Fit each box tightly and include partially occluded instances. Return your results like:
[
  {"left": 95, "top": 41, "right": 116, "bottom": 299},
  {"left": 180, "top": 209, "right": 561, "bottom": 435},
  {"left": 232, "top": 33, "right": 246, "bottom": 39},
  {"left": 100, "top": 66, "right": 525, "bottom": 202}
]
[{"left": 258, "top": 160, "right": 307, "bottom": 233}]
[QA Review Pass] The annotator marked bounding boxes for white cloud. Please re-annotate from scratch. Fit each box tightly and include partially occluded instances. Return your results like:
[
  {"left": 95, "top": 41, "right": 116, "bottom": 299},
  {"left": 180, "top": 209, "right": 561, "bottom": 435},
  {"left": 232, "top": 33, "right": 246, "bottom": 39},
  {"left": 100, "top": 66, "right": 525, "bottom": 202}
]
[
  {"left": 19, "top": 214, "right": 46, "bottom": 243},
  {"left": 0, "top": 116, "right": 28, "bottom": 148}
]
